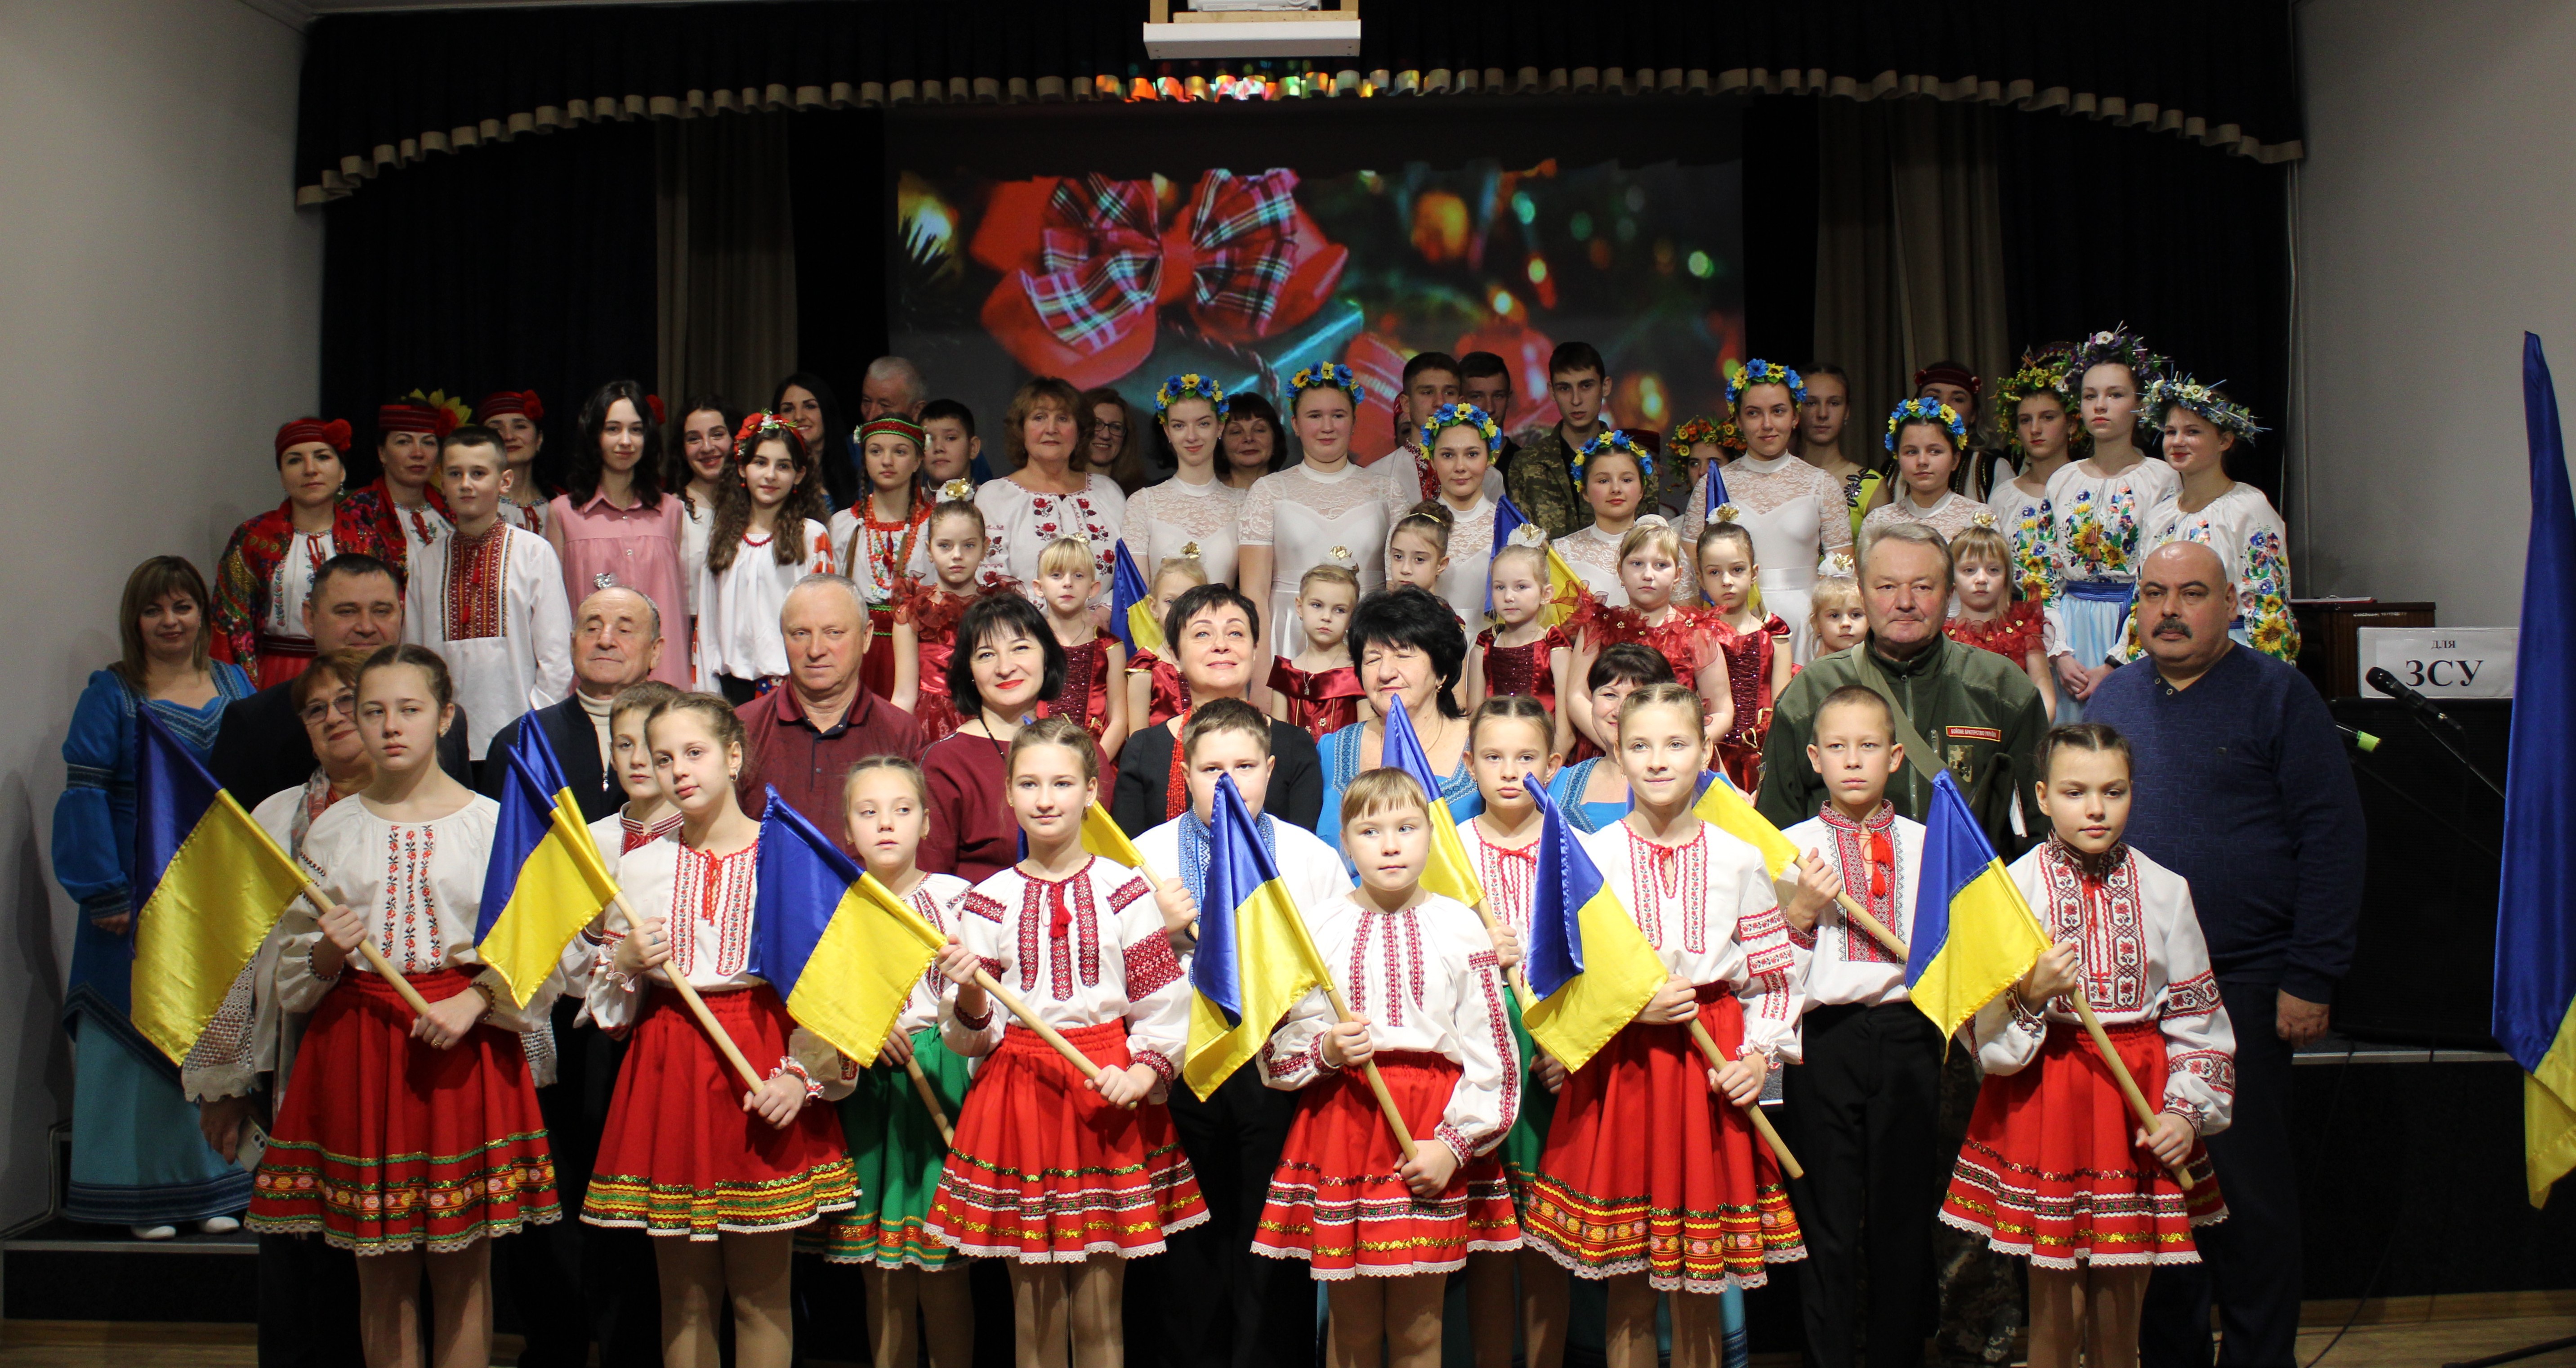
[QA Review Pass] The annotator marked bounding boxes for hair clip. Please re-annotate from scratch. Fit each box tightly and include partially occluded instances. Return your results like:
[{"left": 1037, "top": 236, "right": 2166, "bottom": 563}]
[
  {"left": 938, "top": 478, "right": 975, "bottom": 503},
  {"left": 1179, "top": 541, "right": 1201, "bottom": 558},
  {"left": 1507, "top": 523, "right": 1549, "bottom": 550},
  {"left": 1632, "top": 513, "right": 1672, "bottom": 532},
  {"left": 1324, "top": 545, "right": 1356, "bottom": 568},
  {"left": 1713, "top": 502, "right": 1741, "bottom": 524},
  {"left": 1971, "top": 510, "right": 1999, "bottom": 529}
]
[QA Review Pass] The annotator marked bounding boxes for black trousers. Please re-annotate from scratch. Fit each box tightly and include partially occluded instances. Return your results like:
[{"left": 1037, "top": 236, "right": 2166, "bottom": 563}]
[
  {"left": 1156, "top": 1066, "right": 1313, "bottom": 1368},
  {"left": 2141, "top": 979, "right": 2301, "bottom": 1368},
  {"left": 1784, "top": 1001, "right": 1951, "bottom": 1368},
  {"left": 257, "top": 1230, "right": 364, "bottom": 1368}
]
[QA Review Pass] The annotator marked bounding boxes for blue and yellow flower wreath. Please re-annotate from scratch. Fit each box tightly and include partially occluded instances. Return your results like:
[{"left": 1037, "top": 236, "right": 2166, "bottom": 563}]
[
  {"left": 1883, "top": 396, "right": 1968, "bottom": 451},
  {"left": 1423, "top": 402, "right": 1500, "bottom": 449},
  {"left": 1288, "top": 362, "right": 1366, "bottom": 405},
  {"left": 1154, "top": 372, "right": 1228, "bottom": 416},
  {"left": 1726, "top": 358, "right": 1807, "bottom": 408},
  {"left": 1574, "top": 428, "right": 1655, "bottom": 482}
]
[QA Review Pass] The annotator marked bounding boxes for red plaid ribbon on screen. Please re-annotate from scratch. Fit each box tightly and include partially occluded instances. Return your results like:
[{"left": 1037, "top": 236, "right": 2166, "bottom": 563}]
[
  {"left": 1027, "top": 175, "right": 1165, "bottom": 352},
  {"left": 1184, "top": 169, "right": 1300, "bottom": 336}
]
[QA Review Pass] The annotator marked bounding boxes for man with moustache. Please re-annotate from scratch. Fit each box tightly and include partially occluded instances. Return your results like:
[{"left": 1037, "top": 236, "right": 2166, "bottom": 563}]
[
  {"left": 2089, "top": 541, "right": 2364, "bottom": 1368},
  {"left": 1757, "top": 522, "right": 2046, "bottom": 853}
]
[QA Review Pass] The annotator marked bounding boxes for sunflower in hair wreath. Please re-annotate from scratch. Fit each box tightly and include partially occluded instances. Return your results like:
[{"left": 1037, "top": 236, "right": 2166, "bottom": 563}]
[
  {"left": 1573, "top": 429, "right": 1655, "bottom": 482},
  {"left": 1725, "top": 358, "right": 1808, "bottom": 407},
  {"left": 1156, "top": 372, "right": 1229, "bottom": 415},
  {"left": 1884, "top": 396, "right": 1968, "bottom": 450},
  {"left": 405, "top": 388, "right": 475, "bottom": 430},
  {"left": 1290, "top": 362, "right": 1366, "bottom": 405},
  {"left": 1673, "top": 416, "right": 1747, "bottom": 456},
  {"left": 1424, "top": 402, "right": 1501, "bottom": 447}
]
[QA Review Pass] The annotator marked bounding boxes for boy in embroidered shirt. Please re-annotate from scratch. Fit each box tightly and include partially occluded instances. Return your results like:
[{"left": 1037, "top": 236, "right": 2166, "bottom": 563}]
[
  {"left": 404, "top": 425, "right": 573, "bottom": 762},
  {"left": 1777, "top": 685, "right": 1942, "bottom": 1368}
]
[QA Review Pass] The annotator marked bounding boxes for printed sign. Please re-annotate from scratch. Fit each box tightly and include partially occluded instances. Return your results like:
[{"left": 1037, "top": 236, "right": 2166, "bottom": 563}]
[{"left": 2358, "top": 627, "right": 2516, "bottom": 700}]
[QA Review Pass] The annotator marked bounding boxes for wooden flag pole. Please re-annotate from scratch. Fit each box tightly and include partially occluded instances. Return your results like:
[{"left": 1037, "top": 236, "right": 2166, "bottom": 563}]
[
  {"left": 901, "top": 1054, "right": 957, "bottom": 1146},
  {"left": 1465, "top": 900, "right": 1539, "bottom": 1011},
  {"left": 297, "top": 883, "right": 437, "bottom": 1018},
  {"left": 2068, "top": 989, "right": 2197, "bottom": 1191},
  {"left": 1835, "top": 893, "right": 1909, "bottom": 961},
  {"left": 970, "top": 970, "right": 1141, "bottom": 1111},
  {"left": 610, "top": 893, "right": 767, "bottom": 1094},
  {"left": 1317, "top": 983, "right": 1420, "bottom": 1165},
  {"left": 1683, "top": 1019, "right": 1804, "bottom": 1180}
]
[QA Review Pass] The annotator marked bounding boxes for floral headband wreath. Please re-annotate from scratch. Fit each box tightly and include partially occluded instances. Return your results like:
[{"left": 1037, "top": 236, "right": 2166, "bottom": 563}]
[
  {"left": 1424, "top": 402, "right": 1500, "bottom": 448},
  {"left": 1672, "top": 416, "right": 1746, "bottom": 455},
  {"left": 2146, "top": 373, "right": 2266, "bottom": 440},
  {"left": 1574, "top": 429, "right": 1655, "bottom": 482},
  {"left": 1884, "top": 396, "right": 1968, "bottom": 451},
  {"left": 1155, "top": 372, "right": 1229, "bottom": 416},
  {"left": 2067, "top": 324, "right": 2171, "bottom": 430},
  {"left": 1726, "top": 358, "right": 1807, "bottom": 408},
  {"left": 1288, "top": 362, "right": 1366, "bottom": 406},
  {"left": 1992, "top": 347, "right": 2084, "bottom": 453},
  {"left": 735, "top": 411, "right": 800, "bottom": 456}
]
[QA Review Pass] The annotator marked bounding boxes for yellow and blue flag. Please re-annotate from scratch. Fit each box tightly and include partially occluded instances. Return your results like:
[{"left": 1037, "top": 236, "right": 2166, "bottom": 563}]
[
  {"left": 1904, "top": 770, "right": 2053, "bottom": 1039},
  {"left": 1184, "top": 774, "right": 1332, "bottom": 1098},
  {"left": 1380, "top": 702, "right": 1484, "bottom": 908},
  {"left": 1487, "top": 496, "right": 1586, "bottom": 629},
  {"left": 750, "top": 787, "right": 946, "bottom": 1066},
  {"left": 1018, "top": 801, "right": 1158, "bottom": 876},
  {"left": 1519, "top": 770, "right": 1668, "bottom": 1070},
  {"left": 1693, "top": 770, "right": 1799, "bottom": 880},
  {"left": 1110, "top": 540, "right": 1166, "bottom": 657},
  {"left": 477, "top": 717, "right": 621, "bottom": 1008},
  {"left": 2499, "top": 331, "right": 2576, "bottom": 1206},
  {"left": 127, "top": 707, "right": 311, "bottom": 1066}
]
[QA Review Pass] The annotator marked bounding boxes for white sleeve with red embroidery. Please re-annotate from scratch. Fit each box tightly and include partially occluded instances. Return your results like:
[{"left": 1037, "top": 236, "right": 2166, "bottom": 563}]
[
  {"left": 2147, "top": 859, "right": 2237, "bottom": 1137},
  {"left": 939, "top": 877, "right": 1009, "bottom": 1058},
  {"left": 1114, "top": 863, "right": 1189, "bottom": 1081},
  {"left": 522, "top": 532, "right": 575, "bottom": 709},
  {"left": 1434, "top": 905, "right": 1518, "bottom": 1161},
  {"left": 1728, "top": 839, "right": 1804, "bottom": 1064},
  {"left": 1256, "top": 984, "right": 1336, "bottom": 1091}
]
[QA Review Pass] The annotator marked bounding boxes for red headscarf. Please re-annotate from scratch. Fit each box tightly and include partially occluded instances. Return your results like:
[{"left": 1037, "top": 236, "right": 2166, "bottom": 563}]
[
  {"left": 274, "top": 417, "right": 352, "bottom": 456},
  {"left": 479, "top": 389, "right": 544, "bottom": 422},
  {"left": 379, "top": 401, "right": 456, "bottom": 438},
  {"left": 1913, "top": 362, "right": 1980, "bottom": 400}
]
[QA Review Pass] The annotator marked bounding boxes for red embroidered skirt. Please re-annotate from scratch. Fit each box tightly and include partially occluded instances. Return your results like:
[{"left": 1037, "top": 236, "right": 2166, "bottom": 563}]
[
  {"left": 1522, "top": 994, "right": 1804, "bottom": 1292},
  {"left": 1941, "top": 1019, "right": 2226, "bottom": 1269},
  {"left": 584, "top": 985, "right": 857, "bottom": 1239},
  {"left": 248, "top": 968, "right": 558, "bottom": 1254},
  {"left": 1254, "top": 1050, "right": 1520, "bottom": 1279},
  {"left": 926, "top": 1020, "right": 1208, "bottom": 1261}
]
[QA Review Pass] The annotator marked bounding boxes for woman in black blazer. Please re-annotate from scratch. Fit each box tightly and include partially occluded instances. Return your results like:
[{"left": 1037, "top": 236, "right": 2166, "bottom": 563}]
[{"left": 1112, "top": 582, "right": 1321, "bottom": 835}]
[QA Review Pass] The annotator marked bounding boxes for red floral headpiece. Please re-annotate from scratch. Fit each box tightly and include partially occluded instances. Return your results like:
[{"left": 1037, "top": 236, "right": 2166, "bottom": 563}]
[
  {"left": 380, "top": 389, "right": 469, "bottom": 438},
  {"left": 479, "top": 389, "right": 543, "bottom": 422},
  {"left": 274, "top": 417, "right": 351, "bottom": 456},
  {"left": 735, "top": 411, "right": 800, "bottom": 455}
]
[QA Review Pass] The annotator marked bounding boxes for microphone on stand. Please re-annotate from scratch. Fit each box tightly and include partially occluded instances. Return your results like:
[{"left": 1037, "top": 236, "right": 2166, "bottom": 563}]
[{"left": 2366, "top": 666, "right": 2467, "bottom": 738}]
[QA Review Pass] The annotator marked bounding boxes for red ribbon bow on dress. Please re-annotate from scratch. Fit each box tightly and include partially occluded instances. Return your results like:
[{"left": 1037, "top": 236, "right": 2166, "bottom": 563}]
[
  {"left": 1046, "top": 879, "right": 1073, "bottom": 940},
  {"left": 1867, "top": 830, "right": 1894, "bottom": 901}
]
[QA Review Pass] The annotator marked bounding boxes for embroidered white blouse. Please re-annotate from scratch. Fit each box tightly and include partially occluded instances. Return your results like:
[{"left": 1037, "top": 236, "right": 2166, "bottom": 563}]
[
  {"left": 1970, "top": 840, "right": 2238, "bottom": 1136},
  {"left": 1574, "top": 820, "right": 1804, "bottom": 1062},
  {"left": 1781, "top": 806, "right": 1926, "bottom": 1009},
  {"left": 693, "top": 519, "right": 835, "bottom": 688},
  {"left": 586, "top": 837, "right": 771, "bottom": 1033},
  {"left": 2038, "top": 456, "right": 2179, "bottom": 648},
  {"left": 940, "top": 857, "right": 1191, "bottom": 1080},
  {"left": 1258, "top": 891, "right": 1518, "bottom": 1164},
  {"left": 2126, "top": 481, "right": 2300, "bottom": 663},
  {"left": 975, "top": 476, "right": 1127, "bottom": 605},
  {"left": 402, "top": 523, "right": 575, "bottom": 760}
]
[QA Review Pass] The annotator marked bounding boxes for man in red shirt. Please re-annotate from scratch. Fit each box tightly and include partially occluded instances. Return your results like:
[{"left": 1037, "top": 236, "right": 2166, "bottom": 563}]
[{"left": 734, "top": 574, "right": 925, "bottom": 849}]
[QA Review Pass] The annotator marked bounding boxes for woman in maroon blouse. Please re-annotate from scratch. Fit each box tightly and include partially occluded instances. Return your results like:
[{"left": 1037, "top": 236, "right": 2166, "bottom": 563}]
[{"left": 917, "top": 594, "right": 1067, "bottom": 883}]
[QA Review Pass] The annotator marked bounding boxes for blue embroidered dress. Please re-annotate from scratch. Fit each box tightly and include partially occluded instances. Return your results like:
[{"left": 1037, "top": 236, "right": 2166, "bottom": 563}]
[{"left": 52, "top": 663, "right": 256, "bottom": 1225}]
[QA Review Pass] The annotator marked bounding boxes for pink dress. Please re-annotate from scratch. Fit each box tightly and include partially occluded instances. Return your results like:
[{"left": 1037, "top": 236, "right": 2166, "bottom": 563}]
[{"left": 548, "top": 489, "right": 691, "bottom": 687}]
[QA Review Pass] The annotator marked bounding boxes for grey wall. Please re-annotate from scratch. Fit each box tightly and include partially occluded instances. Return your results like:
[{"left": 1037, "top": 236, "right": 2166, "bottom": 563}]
[
  {"left": 0, "top": 0, "right": 319, "bottom": 1226},
  {"left": 2298, "top": 0, "right": 2576, "bottom": 625}
]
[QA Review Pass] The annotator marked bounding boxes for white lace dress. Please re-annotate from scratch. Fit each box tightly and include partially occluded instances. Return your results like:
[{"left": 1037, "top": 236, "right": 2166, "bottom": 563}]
[
  {"left": 1551, "top": 523, "right": 1630, "bottom": 608},
  {"left": 1121, "top": 475, "right": 1247, "bottom": 588},
  {"left": 1239, "top": 462, "right": 1390, "bottom": 655},
  {"left": 1426, "top": 494, "right": 1498, "bottom": 630},
  {"left": 1859, "top": 488, "right": 1990, "bottom": 546},
  {"left": 1682, "top": 454, "right": 1852, "bottom": 664}
]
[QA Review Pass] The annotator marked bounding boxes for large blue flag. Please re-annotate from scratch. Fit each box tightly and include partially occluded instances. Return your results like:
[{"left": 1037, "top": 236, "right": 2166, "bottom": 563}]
[
  {"left": 2499, "top": 332, "right": 2576, "bottom": 1207},
  {"left": 1905, "top": 771, "right": 2052, "bottom": 1039},
  {"left": 1184, "top": 775, "right": 1330, "bottom": 1098},
  {"left": 1518, "top": 769, "right": 1666, "bottom": 1070},
  {"left": 476, "top": 718, "right": 621, "bottom": 1007},
  {"left": 751, "top": 788, "right": 945, "bottom": 1065}
]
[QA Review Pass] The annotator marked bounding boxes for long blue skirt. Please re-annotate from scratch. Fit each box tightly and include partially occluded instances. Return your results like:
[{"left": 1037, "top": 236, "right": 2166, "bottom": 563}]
[{"left": 67, "top": 1013, "right": 250, "bottom": 1226}]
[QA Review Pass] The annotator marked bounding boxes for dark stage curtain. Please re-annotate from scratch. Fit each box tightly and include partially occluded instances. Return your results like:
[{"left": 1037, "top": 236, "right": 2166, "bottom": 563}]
[
  {"left": 320, "top": 119, "right": 658, "bottom": 489},
  {"left": 293, "top": 1, "right": 2302, "bottom": 206},
  {"left": 1996, "top": 111, "right": 2293, "bottom": 500}
]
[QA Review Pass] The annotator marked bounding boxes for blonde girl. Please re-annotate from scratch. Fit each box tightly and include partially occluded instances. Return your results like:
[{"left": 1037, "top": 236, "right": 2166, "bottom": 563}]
[
  {"left": 585, "top": 693, "right": 857, "bottom": 1368},
  {"left": 1564, "top": 519, "right": 1727, "bottom": 754},
  {"left": 805, "top": 757, "right": 976, "bottom": 1368},
  {"left": 1806, "top": 577, "right": 1868, "bottom": 659},
  {"left": 1125, "top": 556, "right": 1207, "bottom": 731},
  {"left": 1268, "top": 558, "right": 1367, "bottom": 740},
  {"left": 891, "top": 490, "right": 1000, "bottom": 743},
  {"left": 1524, "top": 684, "right": 1806, "bottom": 1368},
  {"left": 1471, "top": 539, "right": 1574, "bottom": 759},
  {"left": 1031, "top": 534, "right": 1128, "bottom": 760},
  {"left": 1455, "top": 697, "right": 1572, "bottom": 1368},
  {"left": 1943, "top": 522, "right": 2056, "bottom": 717},
  {"left": 927, "top": 715, "right": 1206, "bottom": 1368},
  {"left": 1695, "top": 522, "right": 1791, "bottom": 792}
]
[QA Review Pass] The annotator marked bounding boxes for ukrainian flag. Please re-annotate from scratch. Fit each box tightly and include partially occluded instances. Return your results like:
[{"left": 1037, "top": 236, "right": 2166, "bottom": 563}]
[
  {"left": 1380, "top": 703, "right": 1484, "bottom": 908},
  {"left": 1185, "top": 775, "right": 1332, "bottom": 1098},
  {"left": 2498, "top": 332, "right": 2576, "bottom": 1206},
  {"left": 1693, "top": 770, "right": 1799, "bottom": 881},
  {"left": 750, "top": 788, "right": 946, "bottom": 1066},
  {"left": 127, "top": 707, "right": 310, "bottom": 1066},
  {"left": 1520, "top": 770, "right": 1666, "bottom": 1070},
  {"left": 1904, "top": 770, "right": 2053, "bottom": 1039},
  {"left": 1110, "top": 540, "right": 1165, "bottom": 657},
  {"left": 1487, "top": 496, "right": 1587, "bottom": 629},
  {"left": 476, "top": 717, "right": 621, "bottom": 1008},
  {"left": 1015, "top": 801, "right": 1159, "bottom": 876}
]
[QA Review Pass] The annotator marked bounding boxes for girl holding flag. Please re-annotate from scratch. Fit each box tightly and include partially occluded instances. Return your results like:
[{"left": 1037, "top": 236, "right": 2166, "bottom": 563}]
[
  {"left": 1256, "top": 765, "right": 1521, "bottom": 1368},
  {"left": 804, "top": 755, "right": 978, "bottom": 1368},
  {"left": 1940, "top": 723, "right": 2233, "bottom": 1368},
  {"left": 1524, "top": 681, "right": 1806, "bottom": 1368},
  {"left": 250, "top": 644, "right": 560, "bottom": 1368},
  {"left": 926, "top": 714, "right": 1207, "bottom": 1368},
  {"left": 583, "top": 692, "right": 857, "bottom": 1368}
]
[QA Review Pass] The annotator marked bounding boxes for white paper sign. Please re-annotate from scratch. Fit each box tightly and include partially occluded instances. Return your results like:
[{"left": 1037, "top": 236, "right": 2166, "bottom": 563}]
[{"left": 2358, "top": 627, "right": 2517, "bottom": 699}]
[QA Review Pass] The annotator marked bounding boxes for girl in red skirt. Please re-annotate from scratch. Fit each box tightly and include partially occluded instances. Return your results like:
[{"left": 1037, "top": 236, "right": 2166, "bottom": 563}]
[
  {"left": 1940, "top": 723, "right": 2233, "bottom": 1368},
  {"left": 1692, "top": 523, "right": 1791, "bottom": 793},
  {"left": 1943, "top": 521, "right": 2058, "bottom": 719},
  {"left": 584, "top": 692, "right": 857, "bottom": 1368},
  {"left": 1468, "top": 536, "right": 1574, "bottom": 758},
  {"left": 1525, "top": 683, "right": 1806, "bottom": 1368},
  {"left": 1033, "top": 534, "right": 1129, "bottom": 760},
  {"left": 1564, "top": 520, "right": 1728, "bottom": 756},
  {"left": 927, "top": 715, "right": 1206, "bottom": 1368},
  {"left": 1123, "top": 554, "right": 1204, "bottom": 731},
  {"left": 890, "top": 486, "right": 1001, "bottom": 744},
  {"left": 250, "top": 644, "right": 560, "bottom": 1368},
  {"left": 1266, "top": 558, "right": 1366, "bottom": 740},
  {"left": 1257, "top": 766, "right": 1522, "bottom": 1368}
]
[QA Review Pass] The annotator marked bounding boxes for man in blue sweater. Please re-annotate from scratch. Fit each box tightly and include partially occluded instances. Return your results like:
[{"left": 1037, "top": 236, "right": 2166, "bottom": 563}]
[{"left": 2089, "top": 541, "right": 2366, "bottom": 1368}]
